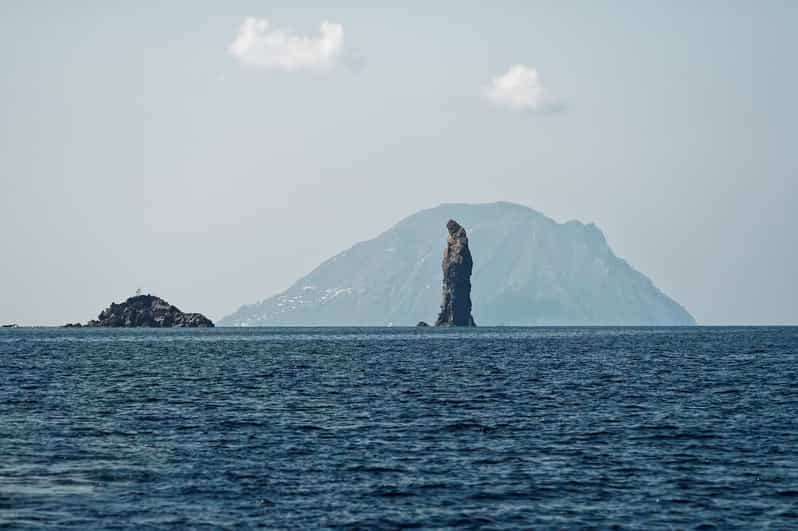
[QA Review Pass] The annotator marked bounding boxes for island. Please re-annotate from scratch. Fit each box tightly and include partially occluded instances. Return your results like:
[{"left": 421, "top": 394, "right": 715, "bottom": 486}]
[
  {"left": 65, "top": 294, "right": 213, "bottom": 328},
  {"left": 220, "top": 202, "right": 695, "bottom": 326}
]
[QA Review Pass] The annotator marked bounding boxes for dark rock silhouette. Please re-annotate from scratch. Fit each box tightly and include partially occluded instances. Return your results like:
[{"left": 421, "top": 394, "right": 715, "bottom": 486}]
[
  {"left": 416, "top": 321, "right": 430, "bottom": 327},
  {"left": 434, "top": 220, "right": 476, "bottom": 327},
  {"left": 82, "top": 294, "right": 213, "bottom": 328}
]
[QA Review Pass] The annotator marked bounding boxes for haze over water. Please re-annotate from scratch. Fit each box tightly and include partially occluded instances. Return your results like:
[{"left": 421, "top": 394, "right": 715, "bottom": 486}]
[
  {"left": 1, "top": 3, "right": 797, "bottom": 326},
  {"left": 2, "top": 327, "right": 796, "bottom": 528}
]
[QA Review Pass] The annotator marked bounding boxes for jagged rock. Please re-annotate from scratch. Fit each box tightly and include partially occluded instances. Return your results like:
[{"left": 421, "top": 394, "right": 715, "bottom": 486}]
[
  {"left": 85, "top": 294, "right": 214, "bottom": 328},
  {"left": 62, "top": 323, "right": 83, "bottom": 328},
  {"left": 435, "top": 220, "right": 476, "bottom": 327},
  {"left": 416, "top": 321, "right": 430, "bottom": 327}
]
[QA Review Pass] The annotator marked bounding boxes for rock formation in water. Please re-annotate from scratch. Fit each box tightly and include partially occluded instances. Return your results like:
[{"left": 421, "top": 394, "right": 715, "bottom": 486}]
[
  {"left": 434, "top": 220, "right": 476, "bottom": 327},
  {"left": 416, "top": 321, "right": 430, "bottom": 327},
  {"left": 80, "top": 294, "right": 213, "bottom": 328}
]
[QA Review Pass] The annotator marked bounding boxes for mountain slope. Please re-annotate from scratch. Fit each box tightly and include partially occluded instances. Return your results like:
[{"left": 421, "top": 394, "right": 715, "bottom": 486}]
[{"left": 220, "top": 202, "right": 695, "bottom": 326}]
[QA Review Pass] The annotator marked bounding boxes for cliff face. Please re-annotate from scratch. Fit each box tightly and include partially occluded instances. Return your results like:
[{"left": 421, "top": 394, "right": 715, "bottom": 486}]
[
  {"left": 85, "top": 294, "right": 213, "bottom": 328},
  {"left": 435, "top": 220, "right": 476, "bottom": 327},
  {"left": 220, "top": 202, "right": 696, "bottom": 326}
]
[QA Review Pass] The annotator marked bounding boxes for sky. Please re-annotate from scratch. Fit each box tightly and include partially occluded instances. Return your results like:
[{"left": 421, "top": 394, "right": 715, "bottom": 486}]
[{"left": 1, "top": 1, "right": 796, "bottom": 326}]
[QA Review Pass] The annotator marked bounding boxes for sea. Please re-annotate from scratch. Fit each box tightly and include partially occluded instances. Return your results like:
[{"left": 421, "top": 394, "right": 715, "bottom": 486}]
[{"left": 1, "top": 326, "right": 796, "bottom": 529}]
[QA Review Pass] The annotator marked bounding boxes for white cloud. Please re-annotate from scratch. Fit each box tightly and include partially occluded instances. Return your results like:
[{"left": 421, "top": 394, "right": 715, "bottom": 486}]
[
  {"left": 486, "top": 65, "right": 563, "bottom": 112},
  {"left": 229, "top": 18, "right": 344, "bottom": 72}
]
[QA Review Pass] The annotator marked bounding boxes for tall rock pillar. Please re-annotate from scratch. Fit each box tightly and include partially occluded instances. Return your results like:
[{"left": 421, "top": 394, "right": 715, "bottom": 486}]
[{"left": 435, "top": 219, "right": 477, "bottom": 327}]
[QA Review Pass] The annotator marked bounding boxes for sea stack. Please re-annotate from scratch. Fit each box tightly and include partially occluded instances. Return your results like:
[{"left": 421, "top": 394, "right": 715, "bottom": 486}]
[
  {"left": 81, "top": 294, "right": 214, "bottom": 328},
  {"left": 435, "top": 219, "right": 476, "bottom": 327}
]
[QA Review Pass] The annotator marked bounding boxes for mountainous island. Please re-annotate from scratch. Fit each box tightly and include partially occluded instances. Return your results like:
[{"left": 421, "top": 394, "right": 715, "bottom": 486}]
[
  {"left": 65, "top": 294, "right": 214, "bottom": 328},
  {"left": 221, "top": 202, "right": 695, "bottom": 326}
]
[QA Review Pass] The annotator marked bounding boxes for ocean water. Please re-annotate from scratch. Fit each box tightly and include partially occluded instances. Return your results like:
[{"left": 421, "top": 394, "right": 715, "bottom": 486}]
[{"left": 1, "top": 327, "right": 797, "bottom": 529}]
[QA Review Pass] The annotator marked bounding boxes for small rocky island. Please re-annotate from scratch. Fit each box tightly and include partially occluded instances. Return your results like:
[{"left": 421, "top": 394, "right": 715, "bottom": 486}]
[
  {"left": 65, "top": 294, "right": 213, "bottom": 328},
  {"left": 434, "top": 219, "right": 476, "bottom": 327}
]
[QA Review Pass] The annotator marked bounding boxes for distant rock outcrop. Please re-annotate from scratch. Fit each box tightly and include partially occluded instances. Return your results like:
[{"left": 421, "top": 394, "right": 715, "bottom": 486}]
[
  {"left": 416, "top": 321, "right": 430, "bottom": 327},
  {"left": 79, "top": 294, "right": 213, "bottom": 328},
  {"left": 434, "top": 220, "right": 477, "bottom": 327}
]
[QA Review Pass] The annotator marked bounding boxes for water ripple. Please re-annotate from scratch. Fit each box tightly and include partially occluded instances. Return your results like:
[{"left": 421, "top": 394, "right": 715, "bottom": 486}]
[{"left": 1, "top": 326, "right": 797, "bottom": 528}]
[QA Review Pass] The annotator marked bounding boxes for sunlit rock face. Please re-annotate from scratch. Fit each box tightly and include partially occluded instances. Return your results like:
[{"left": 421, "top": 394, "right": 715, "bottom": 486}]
[{"left": 434, "top": 220, "right": 476, "bottom": 327}]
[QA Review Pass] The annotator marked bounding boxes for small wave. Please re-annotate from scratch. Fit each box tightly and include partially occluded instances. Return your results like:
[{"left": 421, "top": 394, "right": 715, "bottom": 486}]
[
  {"left": 372, "top": 486, "right": 415, "bottom": 498},
  {"left": 347, "top": 465, "right": 405, "bottom": 474},
  {"left": 444, "top": 420, "right": 495, "bottom": 432},
  {"left": 294, "top": 424, "right": 326, "bottom": 432}
]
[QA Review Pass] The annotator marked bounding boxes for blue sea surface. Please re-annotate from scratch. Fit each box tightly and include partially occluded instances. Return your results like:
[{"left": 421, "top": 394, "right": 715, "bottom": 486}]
[{"left": 1, "top": 327, "right": 797, "bottom": 529}]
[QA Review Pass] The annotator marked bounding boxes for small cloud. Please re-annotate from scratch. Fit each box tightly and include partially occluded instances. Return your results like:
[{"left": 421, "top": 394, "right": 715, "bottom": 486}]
[
  {"left": 486, "top": 65, "right": 563, "bottom": 113},
  {"left": 229, "top": 17, "right": 344, "bottom": 72}
]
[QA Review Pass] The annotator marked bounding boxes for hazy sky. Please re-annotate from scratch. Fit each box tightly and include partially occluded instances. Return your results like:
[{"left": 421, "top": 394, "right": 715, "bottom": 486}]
[{"left": 1, "top": 1, "right": 796, "bottom": 325}]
